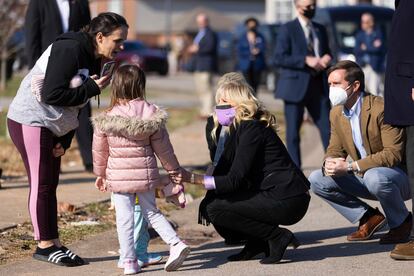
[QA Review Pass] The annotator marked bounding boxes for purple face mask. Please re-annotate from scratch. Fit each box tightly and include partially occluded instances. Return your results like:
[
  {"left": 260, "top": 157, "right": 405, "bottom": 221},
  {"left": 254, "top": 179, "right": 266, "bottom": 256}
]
[{"left": 215, "top": 104, "right": 236, "bottom": 126}]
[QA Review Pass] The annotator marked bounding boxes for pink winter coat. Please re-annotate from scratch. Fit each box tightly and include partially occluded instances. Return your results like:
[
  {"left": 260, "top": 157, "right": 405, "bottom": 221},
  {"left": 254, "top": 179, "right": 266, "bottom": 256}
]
[{"left": 91, "top": 99, "right": 180, "bottom": 193}]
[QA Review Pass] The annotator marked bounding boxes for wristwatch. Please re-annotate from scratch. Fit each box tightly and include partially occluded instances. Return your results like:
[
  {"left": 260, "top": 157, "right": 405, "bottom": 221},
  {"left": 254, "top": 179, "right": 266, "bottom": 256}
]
[{"left": 347, "top": 161, "right": 354, "bottom": 174}]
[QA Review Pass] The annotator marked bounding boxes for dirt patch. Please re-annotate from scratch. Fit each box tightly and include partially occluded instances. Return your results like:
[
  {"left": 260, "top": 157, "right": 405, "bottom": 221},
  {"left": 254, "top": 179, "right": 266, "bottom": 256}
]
[{"left": 0, "top": 201, "right": 115, "bottom": 266}]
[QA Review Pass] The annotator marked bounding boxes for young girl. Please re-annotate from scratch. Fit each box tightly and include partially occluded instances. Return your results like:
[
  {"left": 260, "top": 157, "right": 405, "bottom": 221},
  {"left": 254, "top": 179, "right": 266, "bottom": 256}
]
[{"left": 92, "top": 65, "right": 189, "bottom": 274}]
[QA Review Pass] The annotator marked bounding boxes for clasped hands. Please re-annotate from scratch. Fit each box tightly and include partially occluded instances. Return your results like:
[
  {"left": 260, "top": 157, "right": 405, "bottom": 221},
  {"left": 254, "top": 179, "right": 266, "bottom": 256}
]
[
  {"left": 94, "top": 167, "right": 195, "bottom": 193},
  {"left": 305, "top": 54, "right": 332, "bottom": 72},
  {"left": 168, "top": 167, "right": 193, "bottom": 185},
  {"left": 323, "top": 157, "right": 348, "bottom": 177}
]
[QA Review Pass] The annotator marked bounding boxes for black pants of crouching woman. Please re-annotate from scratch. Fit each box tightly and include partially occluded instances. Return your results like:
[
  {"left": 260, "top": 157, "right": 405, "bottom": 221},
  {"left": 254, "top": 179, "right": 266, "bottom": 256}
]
[{"left": 199, "top": 188, "right": 310, "bottom": 242}]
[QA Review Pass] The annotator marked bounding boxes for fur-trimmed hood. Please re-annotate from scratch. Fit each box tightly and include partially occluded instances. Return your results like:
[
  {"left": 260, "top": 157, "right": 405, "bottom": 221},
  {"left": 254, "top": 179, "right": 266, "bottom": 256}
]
[{"left": 91, "top": 100, "right": 168, "bottom": 139}]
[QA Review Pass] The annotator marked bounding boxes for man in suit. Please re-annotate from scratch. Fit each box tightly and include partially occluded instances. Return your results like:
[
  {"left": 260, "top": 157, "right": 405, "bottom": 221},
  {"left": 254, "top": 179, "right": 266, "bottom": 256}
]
[
  {"left": 188, "top": 13, "right": 217, "bottom": 118},
  {"left": 309, "top": 60, "right": 411, "bottom": 244},
  {"left": 273, "top": 0, "right": 332, "bottom": 168},
  {"left": 384, "top": 0, "right": 414, "bottom": 260},
  {"left": 25, "top": 0, "right": 93, "bottom": 172},
  {"left": 354, "top": 13, "right": 386, "bottom": 96}
]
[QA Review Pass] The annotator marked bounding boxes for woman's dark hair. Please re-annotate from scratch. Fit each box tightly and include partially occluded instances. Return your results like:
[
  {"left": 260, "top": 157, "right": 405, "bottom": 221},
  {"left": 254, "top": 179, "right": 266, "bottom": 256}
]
[
  {"left": 108, "top": 65, "right": 146, "bottom": 110},
  {"left": 327, "top": 60, "right": 365, "bottom": 91},
  {"left": 82, "top": 12, "right": 129, "bottom": 39}
]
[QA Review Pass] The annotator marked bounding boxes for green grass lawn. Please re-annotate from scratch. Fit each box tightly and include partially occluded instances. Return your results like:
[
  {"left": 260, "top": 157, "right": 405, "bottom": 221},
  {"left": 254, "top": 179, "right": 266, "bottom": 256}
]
[
  {"left": 0, "top": 110, "right": 6, "bottom": 137},
  {"left": 0, "top": 74, "right": 23, "bottom": 97}
]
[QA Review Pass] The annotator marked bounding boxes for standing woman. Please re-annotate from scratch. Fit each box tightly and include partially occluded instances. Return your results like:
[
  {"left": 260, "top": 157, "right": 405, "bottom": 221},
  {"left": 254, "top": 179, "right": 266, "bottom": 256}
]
[
  {"left": 236, "top": 17, "right": 266, "bottom": 95},
  {"left": 7, "top": 12, "right": 128, "bottom": 267},
  {"left": 175, "top": 73, "right": 310, "bottom": 264}
]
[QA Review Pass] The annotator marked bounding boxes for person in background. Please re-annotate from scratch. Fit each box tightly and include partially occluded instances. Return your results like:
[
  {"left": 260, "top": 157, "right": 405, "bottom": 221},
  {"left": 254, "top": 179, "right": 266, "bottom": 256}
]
[
  {"left": 25, "top": 0, "right": 94, "bottom": 172},
  {"left": 188, "top": 13, "right": 218, "bottom": 118},
  {"left": 384, "top": 0, "right": 414, "bottom": 260},
  {"left": 309, "top": 60, "right": 411, "bottom": 245},
  {"left": 236, "top": 17, "right": 266, "bottom": 95},
  {"left": 273, "top": 0, "right": 332, "bottom": 168},
  {"left": 354, "top": 13, "right": 386, "bottom": 97}
]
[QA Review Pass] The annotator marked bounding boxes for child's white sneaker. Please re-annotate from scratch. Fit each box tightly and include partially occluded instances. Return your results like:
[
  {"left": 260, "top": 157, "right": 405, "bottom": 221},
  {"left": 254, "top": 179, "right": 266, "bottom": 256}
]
[
  {"left": 123, "top": 259, "right": 140, "bottom": 275},
  {"left": 164, "top": 241, "right": 190, "bottom": 272}
]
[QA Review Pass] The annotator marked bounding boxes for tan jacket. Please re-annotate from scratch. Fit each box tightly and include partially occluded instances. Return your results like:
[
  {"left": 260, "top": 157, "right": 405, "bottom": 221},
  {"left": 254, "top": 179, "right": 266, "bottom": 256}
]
[{"left": 326, "top": 93, "right": 405, "bottom": 173}]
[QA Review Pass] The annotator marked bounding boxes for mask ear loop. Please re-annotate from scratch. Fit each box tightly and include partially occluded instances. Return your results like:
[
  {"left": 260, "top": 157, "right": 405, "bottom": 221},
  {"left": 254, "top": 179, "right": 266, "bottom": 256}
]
[{"left": 345, "top": 82, "right": 356, "bottom": 99}]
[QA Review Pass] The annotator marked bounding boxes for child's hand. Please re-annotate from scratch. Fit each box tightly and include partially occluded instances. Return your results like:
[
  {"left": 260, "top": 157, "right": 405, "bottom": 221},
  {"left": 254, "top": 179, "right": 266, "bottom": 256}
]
[
  {"left": 168, "top": 168, "right": 183, "bottom": 184},
  {"left": 95, "top": 177, "right": 107, "bottom": 192},
  {"left": 52, "top": 143, "right": 65, "bottom": 157}
]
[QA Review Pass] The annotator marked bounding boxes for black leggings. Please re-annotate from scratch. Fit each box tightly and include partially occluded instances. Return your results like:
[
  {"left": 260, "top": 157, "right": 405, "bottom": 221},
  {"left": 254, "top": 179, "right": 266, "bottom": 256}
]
[{"left": 206, "top": 190, "right": 310, "bottom": 241}]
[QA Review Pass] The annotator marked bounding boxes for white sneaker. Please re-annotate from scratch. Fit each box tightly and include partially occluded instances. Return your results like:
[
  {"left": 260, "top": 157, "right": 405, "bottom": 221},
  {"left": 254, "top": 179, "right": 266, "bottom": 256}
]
[
  {"left": 123, "top": 259, "right": 140, "bottom": 275},
  {"left": 164, "top": 241, "right": 190, "bottom": 272}
]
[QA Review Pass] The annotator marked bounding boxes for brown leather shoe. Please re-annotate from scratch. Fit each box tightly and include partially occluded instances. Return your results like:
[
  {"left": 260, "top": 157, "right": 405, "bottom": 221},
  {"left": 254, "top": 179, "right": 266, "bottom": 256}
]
[
  {"left": 390, "top": 240, "right": 414, "bottom": 260},
  {"left": 347, "top": 208, "right": 386, "bottom": 241},
  {"left": 379, "top": 213, "right": 412, "bottom": 244}
]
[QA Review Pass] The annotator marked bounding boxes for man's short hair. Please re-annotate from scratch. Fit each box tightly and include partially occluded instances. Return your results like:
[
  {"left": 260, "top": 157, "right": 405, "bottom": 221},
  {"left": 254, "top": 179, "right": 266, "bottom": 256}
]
[
  {"left": 327, "top": 60, "right": 365, "bottom": 91},
  {"left": 244, "top": 17, "right": 259, "bottom": 26}
]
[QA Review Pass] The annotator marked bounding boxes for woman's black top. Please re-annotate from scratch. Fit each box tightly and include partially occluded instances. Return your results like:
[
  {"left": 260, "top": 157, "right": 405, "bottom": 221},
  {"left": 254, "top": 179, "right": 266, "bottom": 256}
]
[{"left": 206, "top": 116, "right": 310, "bottom": 199}]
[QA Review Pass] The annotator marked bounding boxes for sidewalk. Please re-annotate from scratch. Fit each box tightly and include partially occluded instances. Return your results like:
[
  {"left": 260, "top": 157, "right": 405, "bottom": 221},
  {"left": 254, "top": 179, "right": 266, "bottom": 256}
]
[
  {"left": 1, "top": 118, "right": 413, "bottom": 275},
  {"left": 1, "top": 73, "right": 413, "bottom": 275}
]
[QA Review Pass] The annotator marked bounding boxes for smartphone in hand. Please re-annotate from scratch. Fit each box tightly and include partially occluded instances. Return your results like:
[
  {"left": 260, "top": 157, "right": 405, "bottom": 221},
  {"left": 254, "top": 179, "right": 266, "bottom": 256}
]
[{"left": 100, "top": 61, "right": 116, "bottom": 78}]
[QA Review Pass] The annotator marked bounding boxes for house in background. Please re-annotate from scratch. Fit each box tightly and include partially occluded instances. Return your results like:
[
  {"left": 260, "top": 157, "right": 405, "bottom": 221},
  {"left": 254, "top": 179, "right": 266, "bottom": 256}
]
[
  {"left": 90, "top": 0, "right": 395, "bottom": 42},
  {"left": 90, "top": 0, "right": 265, "bottom": 46}
]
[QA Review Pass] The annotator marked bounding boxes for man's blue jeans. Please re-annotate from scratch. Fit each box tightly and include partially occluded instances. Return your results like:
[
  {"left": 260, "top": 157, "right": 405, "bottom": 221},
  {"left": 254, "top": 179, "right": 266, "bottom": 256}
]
[{"left": 309, "top": 167, "right": 411, "bottom": 228}]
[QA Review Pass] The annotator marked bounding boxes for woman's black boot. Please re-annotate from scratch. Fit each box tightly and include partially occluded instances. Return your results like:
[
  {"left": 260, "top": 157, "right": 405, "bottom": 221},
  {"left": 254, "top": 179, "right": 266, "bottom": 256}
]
[
  {"left": 227, "top": 240, "right": 269, "bottom": 262},
  {"left": 260, "top": 228, "right": 300, "bottom": 264}
]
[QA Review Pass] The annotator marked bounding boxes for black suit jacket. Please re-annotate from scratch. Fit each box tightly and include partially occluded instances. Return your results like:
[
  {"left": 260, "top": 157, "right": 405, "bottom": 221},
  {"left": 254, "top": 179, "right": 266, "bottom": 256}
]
[
  {"left": 194, "top": 27, "right": 217, "bottom": 72},
  {"left": 205, "top": 117, "right": 309, "bottom": 199},
  {"left": 384, "top": 0, "right": 414, "bottom": 125},
  {"left": 25, "top": 0, "right": 91, "bottom": 68}
]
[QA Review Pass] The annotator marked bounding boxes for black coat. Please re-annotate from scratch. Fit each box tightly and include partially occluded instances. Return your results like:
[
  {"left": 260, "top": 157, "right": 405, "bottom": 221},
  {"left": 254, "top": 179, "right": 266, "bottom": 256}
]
[
  {"left": 205, "top": 117, "right": 309, "bottom": 198},
  {"left": 25, "top": 0, "right": 91, "bottom": 68},
  {"left": 43, "top": 32, "right": 101, "bottom": 150},
  {"left": 194, "top": 27, "right": 217, "bottom": 72},
  {"left": 384, "top": 0, "right": 414, "bottom": 126}
]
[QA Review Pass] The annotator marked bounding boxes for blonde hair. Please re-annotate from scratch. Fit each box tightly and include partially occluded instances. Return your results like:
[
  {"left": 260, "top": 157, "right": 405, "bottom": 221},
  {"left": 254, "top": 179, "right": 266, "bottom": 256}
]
[
  {"left": 108, "top": 64, "right": 146, "bottom": 111},
  {"left": 211, "top": 73, "right": 277, "bottom": 141}
]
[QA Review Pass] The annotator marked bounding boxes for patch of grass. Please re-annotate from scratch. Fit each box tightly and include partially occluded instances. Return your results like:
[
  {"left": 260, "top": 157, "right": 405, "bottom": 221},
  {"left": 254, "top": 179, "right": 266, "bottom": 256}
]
[
  {"left": 0, "top": 110, "right": 6, "bottom": 137},
  {"left": 165, "top": 108, "right": 198, "bottom": 132},
  {"left": 183, "top": 183, "right": 206, "bottom": 199},
  {"left": 0, "top": 137, "right": 26, "bottom": 177},
  {"left": 0, "top": 75, "right": 23, "bottom": 97}
]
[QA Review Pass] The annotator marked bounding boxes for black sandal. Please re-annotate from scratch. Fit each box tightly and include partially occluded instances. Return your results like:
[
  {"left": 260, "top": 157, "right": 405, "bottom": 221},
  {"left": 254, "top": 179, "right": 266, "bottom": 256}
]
[
  {"left": 60, "top": 246, "right": 86, "bottom": 265},
  {"left": 33, "top": 246, "right": 77, "bottom": 267}
]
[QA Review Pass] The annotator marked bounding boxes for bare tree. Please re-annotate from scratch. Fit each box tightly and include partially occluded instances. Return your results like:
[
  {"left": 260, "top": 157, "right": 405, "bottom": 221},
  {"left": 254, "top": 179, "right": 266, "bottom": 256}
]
[{"left": 0, "top": 0, "right": 27, "bottom": 92}]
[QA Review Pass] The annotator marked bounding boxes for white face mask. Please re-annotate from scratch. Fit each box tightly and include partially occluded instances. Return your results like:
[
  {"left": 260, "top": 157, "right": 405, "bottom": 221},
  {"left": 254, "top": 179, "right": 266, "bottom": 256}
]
[{"left": 329, "top": 84, "right": 353, "bottom": 106}]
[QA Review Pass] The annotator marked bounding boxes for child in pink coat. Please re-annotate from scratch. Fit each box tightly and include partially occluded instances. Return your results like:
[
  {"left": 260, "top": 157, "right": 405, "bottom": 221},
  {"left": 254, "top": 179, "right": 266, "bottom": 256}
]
[{"left": 92, "top": 65, "right": 189, "bottom": 274}]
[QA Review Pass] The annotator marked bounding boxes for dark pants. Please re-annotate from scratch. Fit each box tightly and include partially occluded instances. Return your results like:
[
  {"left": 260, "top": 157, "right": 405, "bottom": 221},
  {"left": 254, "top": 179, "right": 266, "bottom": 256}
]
[
  {"left": 407, "top": 126, "right": 414, "bottom": 238},
  {"left": 284, "top": 75, "right": 331, "bottom": 168},
  {"left": 206, "top": 190, "right": 310, "bottom": 241},
  {"left": 7, "top": 119, "right": 61, "bottom": 240},
  {"left": 242, "top": 65, "right": 262, "bottom": 95},
  {"left": 75, "top": 103, "right": 93, "bottom": 168}
]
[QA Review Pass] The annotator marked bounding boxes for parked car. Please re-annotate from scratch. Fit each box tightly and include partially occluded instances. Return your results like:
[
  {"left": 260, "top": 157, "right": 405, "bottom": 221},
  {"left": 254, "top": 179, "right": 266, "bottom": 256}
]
[
  {"left": 115, "top": 40, "right": 169, "bottom": 76},
  {"left": 313, "top": 4, "right": 394, "bottom": 62}
]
